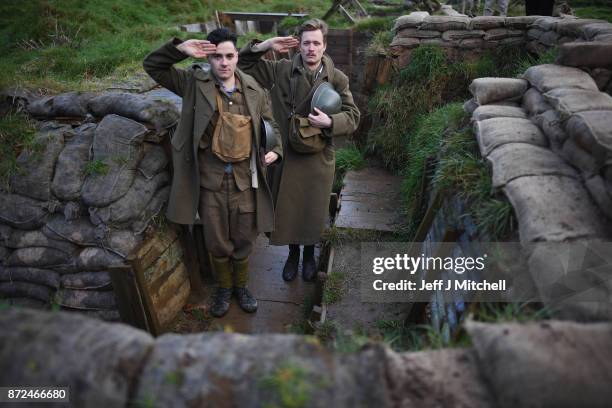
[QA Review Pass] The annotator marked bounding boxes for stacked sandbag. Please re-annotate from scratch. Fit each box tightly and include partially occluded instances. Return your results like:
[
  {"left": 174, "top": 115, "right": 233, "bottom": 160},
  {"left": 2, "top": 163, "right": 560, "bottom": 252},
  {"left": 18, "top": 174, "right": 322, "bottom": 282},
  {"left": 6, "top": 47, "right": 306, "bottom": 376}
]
[
  {"left": 391, "top": 12, "right": 612, "bottom": 78},
  {"left": 391, "top": 12, "right": 527, "bottom": 52},
  {"left": 27, "top": 90, "right": 179, "bottom": 133},
  {"left": 3, "top": 309, "right": 612, "bottom": 407},
  {"left": 1, "top": 92, "right": 177, "bottom": 322},
  {"left": 467, "top": 64, "right": 612, "bottom": 320}
]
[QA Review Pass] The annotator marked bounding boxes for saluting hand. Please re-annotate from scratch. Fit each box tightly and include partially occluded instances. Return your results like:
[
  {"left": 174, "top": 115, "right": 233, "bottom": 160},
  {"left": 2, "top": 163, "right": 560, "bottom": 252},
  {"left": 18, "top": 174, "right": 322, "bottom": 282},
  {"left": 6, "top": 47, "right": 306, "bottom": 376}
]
[
  {"left": 176, "top": 39, "right": 217, "bottom": 58},
  {"left": 308, "top": 108, "right": 332, "bottom": 129},
  {"left": 256, "top": 36, "right": 299, "bottom": 53}
]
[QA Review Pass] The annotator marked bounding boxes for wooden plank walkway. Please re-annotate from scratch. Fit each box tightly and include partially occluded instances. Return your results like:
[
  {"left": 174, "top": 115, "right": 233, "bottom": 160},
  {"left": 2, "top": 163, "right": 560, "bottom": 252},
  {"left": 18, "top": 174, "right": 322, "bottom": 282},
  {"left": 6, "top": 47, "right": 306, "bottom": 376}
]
[{"left": 335, "top": 167, "right": 403, "bottom": 232}]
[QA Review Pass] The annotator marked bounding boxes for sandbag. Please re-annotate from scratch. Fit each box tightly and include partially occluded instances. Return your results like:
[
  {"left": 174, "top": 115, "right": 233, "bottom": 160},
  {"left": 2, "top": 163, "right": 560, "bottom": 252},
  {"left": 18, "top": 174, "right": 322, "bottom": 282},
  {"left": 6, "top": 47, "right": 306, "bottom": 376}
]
[
  {"left": 499, "top": 37, "right": 524, "bottom": 46},
  {"left": 561, "top": 138, "right": 600, "bottom": 175},
  {"left": 523, "top": 64, "right": 599, "bottom": 93},
  {"left": 463, "top": 98, "right": 479, "bottom": 115},
  {"left": 557, "top": 42, "right": 612, "bottom": 69},
  {"left": 55, "top": 288, "right": 117, "bottom": 310},
  {"left": 590, "top": 68, "right": 612, "bottom": 91},
  {"left": 531, "top": 16, "right": 558, "bottom": 31},
  {"left": 131, "top": 186, "right": 170, "bottom": 234},
  {"left": 4, "top": 228, "right": 77, "bottom": 254},
  {"left": 27, "top": 92, "right": 94, "bottom": 118},
  {"left": 469, "top": 78, "right": 528, "bottom": 105},
  {"left": 483, "top": 28, "right": 523, "bottom": 41},
  {"left": 81, "top": 114, "right": 147, "bottom": 207},
  {"left": 393, "top": 12, "right": 429, "bottom": 31},
  {"left": 63, "top": 201, "right": 81, "bottom": 221},
  {"left": 7, "top": 247, "right": 71, "bottom": 269},
  {"left": 533, "top": 109, "right": 568, "bottom": 147},
  {"left": 89, "top": 172, "right": 169, "bottom": 227},
  {"left": 0, "top": 247, "right": 9, "bottom": 264},
  {"left": 442, "top": 30, "right": 485, "bottom": 41},
  {"left": 10, "top": 126, "right": 66, "bottom": 201},
  {"left": 458, "top": 38, "right": 484, "bottom": 49},
  {"left": 504, "top": 15, "right": 540, "bottom": 30},
  {"left": 60, "top": 271, "right": 112, "bottom": 290},
  {"left": 43, "top": 214, "right": 102, "bottom": 246},
  {"left": 60, "top": 308, "right": 121, "bottom": 321},
  {"left": 526, "top": 28, "right": 544, "bottom": 40},
  {"left": 566, "top": 111, "right": 612, "bottom": 164},
  {"left": 76, "top": 247, "right": 124, "bottom": 271},
  {"left": 420, "top": 15, "right": 469, "bottom": 31},
  {"left": 487, "top": 143, "right": 578, "bottom": 188},
  {"left": 0, "top": 193, "right": 50, "bottom": 230},
  {"left": 604, "top": 158, "right": 612, "bottom": 183},
  {"left": 2, "top": 297, "right": 47, "bottom": 309},
  {"left": 137, "top": 144, "right": 168, "bottom": 179},
  {"left": 522, "top": 87, "right": 551, "bottom": 115},
  {"left": 396, "top": 28, "right": 440, "bottom": 39},
  {"left": 554, "top": 18, "right": 608, "bottom": 38},
  {"left": 471, "top": 105, "right": 527, "bottom": 121},
  {"left": 466, "top": 320, "right": 612, "bottom": 408},
  {"left": 0, "top": 309, "right": 153, "bottom": 408},
  {"left": 389, "top": 37, "right": 420, "bottom": 48},
  {"left": 544, "top": 88, "right": 612, "bottom": 118},
  {"left": 51, "top": 123, "right": 96, "bottom": 201},
  {"left": 474, "top": 117, "right": 547, "bottom": 157},
  {"left": 419, "top": 38, "right": 451, "bottom": 47},
  {"left": 503, "top": 175, "right": 609, "bottom": 243},
  {"left": 584, "top": 175, "right": 612, "bottom": 219},
  {"left": 107, "top": 229, "right": 143, "bottom": 258},
  {"left": 469, "top": 16, "right": 505, "bottom": 30},
  {"left": 594, "top": 33, "right": 612, "bottom": 42},
  {"left": 0, "top": 267, "right": 60, "bottom": 289},
  {"left": 0, "top": 281, "right": 53, "bottom": 302},
  {"left": 88, "top": 92, "right": 179, "bottom": 132},
  {"left": 582, "top": 22, "right": 612, "bottom": 40}
]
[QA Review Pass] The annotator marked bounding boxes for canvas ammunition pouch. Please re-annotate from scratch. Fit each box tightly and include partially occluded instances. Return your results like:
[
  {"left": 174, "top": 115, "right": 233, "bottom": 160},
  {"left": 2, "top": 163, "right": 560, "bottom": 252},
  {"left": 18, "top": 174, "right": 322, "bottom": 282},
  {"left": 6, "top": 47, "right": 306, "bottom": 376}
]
[
  {"left": 212, "top": 92, "right": 252, "bottom": 163},
  {"left": 288, "top": 73, "right": 333, "bottom": 154}
]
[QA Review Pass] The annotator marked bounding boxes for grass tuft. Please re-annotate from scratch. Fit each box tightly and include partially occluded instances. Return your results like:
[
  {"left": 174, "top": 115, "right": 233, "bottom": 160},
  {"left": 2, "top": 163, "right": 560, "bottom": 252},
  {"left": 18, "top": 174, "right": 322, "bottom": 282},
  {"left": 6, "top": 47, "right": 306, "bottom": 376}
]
[{"left": 0, "top": 111, "right": 39, "bottom": 191}]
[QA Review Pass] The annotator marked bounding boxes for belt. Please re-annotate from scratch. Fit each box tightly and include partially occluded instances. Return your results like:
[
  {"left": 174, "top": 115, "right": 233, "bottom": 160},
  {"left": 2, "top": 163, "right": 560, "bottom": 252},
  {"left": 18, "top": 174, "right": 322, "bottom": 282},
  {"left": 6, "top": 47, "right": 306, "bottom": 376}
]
[{"left": 224, "top": 163, "right": 233, "bottom": 174}]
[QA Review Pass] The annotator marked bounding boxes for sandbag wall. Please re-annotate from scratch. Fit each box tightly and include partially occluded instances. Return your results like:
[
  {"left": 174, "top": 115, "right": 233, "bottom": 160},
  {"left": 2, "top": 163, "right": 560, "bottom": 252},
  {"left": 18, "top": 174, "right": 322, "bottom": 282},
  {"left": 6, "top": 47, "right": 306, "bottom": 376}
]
[
  {"left": 0, "top": 91, "right": 187, "bottom": 324},
  {"left": 2, "top": 307, "right": 612, "bottom": 407},
  {"left": 466, "top": 62, "right": 612, "bottom": 320},
  {"left": 391, "top": 12, "right": 612, "bottom": 95}
]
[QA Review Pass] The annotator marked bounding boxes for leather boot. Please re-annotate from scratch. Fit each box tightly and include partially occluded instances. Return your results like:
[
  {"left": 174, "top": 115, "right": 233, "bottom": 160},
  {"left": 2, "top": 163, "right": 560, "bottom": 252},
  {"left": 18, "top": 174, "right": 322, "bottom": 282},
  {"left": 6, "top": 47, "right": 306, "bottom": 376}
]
[
  {"left": 282, "top": 244, "right": 300, "bottom": 282},
  {"left": 302, "top": 245, "right": 317, "bottom": 282},
  {"left": 210, "top": 256, "right": 233, "bottom": 318},
  {"left": 232, "top": 257, "right": 258, "bottom": 313}
]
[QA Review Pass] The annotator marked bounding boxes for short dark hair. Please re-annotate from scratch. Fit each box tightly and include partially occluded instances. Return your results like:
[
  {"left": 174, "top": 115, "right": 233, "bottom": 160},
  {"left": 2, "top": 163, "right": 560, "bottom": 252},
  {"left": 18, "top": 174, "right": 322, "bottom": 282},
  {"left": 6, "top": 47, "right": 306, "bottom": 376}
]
[
  {"left": 297, "top": 18, "right": 328, "bottom": 42},
  {"left": 206, "top": 28, "right": 237, "bottom": 47}
]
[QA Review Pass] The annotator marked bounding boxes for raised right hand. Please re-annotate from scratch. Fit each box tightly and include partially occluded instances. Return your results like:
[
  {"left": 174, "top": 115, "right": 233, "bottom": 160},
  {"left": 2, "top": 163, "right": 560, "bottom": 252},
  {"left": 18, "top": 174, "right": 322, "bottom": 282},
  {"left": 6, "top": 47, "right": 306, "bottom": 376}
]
[
  {"left": 268, "top": 36, "right": 300, "bottom": 53},
  {"left": 176, "top": 39, "right": 217, "bottom": 58}
]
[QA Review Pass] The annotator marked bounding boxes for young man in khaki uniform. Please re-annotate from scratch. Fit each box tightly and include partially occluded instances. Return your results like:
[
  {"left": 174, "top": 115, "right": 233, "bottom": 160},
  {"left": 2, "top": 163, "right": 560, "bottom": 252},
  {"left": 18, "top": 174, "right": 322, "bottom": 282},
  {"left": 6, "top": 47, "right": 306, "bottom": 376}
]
[
  {"left": 143, "top": 29, "right": 282, "bottom": 317},
  {"left": 239, "top": 19, "right": 360, "bottom": 282}
]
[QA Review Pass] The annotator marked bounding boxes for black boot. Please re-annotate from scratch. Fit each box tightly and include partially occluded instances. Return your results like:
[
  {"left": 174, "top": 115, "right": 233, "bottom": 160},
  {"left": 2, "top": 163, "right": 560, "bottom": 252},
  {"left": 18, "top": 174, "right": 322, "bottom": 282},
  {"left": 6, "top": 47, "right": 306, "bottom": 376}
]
[
  {"left": 234, "top": 287, "right": 258, "bottom": 313},
  {"left": 302, "top": 245, "right": 317, "bottom": 282},
  {"left": 210, "top": 287, "right": 232, "bottom": 317},
  {"left": 282, "top": 244, "right": 300, "bottom": 281}
]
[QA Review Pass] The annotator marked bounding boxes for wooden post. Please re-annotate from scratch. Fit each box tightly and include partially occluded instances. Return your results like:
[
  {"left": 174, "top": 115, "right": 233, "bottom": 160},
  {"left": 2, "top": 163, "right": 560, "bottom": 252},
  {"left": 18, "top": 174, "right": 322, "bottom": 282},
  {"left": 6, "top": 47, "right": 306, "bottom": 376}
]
[{"left": 126, "top": 253, "right": 162, "bottom": 336}]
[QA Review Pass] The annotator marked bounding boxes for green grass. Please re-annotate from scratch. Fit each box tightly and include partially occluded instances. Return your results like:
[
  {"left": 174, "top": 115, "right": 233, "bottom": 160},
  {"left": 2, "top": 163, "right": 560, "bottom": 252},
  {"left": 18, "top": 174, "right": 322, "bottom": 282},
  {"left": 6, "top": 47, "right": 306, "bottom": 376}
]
[
  {"left": 0, "top": 111, "right": 39, "bottom": 191},
  {"left": 322, "top": 271, "right": 346, "bottom": 305},
  {"left": 0, "top": 0, "right": 336, "bottom": 93},
  {"left": 84, "top": 159, "right": 109, "bottom": 176},
  {"left": 574, "top": 6, "right": 612, "bottom": 22},
  {"left": 333, "top": 144, "right": 366, "bottom": 193},
  {"left": 260, "top": 361, "right": 327, "bottom": 408}
]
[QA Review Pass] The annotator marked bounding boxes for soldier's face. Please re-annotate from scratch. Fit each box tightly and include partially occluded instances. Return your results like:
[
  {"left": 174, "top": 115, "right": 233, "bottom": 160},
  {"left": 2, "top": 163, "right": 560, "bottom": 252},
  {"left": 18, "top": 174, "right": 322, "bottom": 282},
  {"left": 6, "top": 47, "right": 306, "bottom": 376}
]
[
  {"left": 209, "top": 41, "right": 238, "bottom": 80},
  {"left": 300, "top": 30, "right": 326, "bottom": 68}
]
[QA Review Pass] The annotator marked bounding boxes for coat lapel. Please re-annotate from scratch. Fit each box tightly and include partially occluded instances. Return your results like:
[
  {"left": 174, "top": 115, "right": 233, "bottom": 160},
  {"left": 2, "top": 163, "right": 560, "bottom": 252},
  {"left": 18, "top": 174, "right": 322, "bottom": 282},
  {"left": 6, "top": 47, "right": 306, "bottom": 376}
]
[{"left": 238, "top": 70, "right": 261, "bottom": 147}]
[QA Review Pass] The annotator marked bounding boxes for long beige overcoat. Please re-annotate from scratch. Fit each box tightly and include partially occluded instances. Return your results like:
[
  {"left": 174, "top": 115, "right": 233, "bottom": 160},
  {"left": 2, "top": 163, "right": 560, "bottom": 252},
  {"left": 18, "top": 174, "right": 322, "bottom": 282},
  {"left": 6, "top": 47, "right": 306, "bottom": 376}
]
[{"left": 239, "top": 43, "right": 360, "bottom": 245}]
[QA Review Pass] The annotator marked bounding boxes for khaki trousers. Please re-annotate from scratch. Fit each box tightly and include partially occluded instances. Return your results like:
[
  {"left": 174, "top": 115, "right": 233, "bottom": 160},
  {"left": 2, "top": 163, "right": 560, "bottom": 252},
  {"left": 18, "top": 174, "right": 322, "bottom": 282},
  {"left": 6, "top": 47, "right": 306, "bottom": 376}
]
[{"left": 199, "top": 174, "right": 257, "bottom": 260}]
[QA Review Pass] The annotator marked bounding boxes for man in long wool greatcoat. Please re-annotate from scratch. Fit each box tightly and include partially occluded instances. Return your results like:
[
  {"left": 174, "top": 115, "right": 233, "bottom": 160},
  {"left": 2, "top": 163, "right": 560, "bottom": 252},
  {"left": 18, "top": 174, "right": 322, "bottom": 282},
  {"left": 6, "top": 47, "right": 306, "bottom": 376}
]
[
  {"left": 143, "top": 29, "right": 283, "bottom": 317},
  {"left": 239, "top": 19, "right": 360, "bottom": 282}
]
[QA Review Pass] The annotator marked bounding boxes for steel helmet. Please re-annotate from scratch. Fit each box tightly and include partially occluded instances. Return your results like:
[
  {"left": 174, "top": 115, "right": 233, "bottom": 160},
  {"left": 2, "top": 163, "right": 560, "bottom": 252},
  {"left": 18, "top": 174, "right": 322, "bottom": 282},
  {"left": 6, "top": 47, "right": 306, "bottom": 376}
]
[
  {"left": 260, "top": 119, "right": 277, "bottom": 153},
  {"left": 311, "top": 82, "right": 342, "bottom": 115}
]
